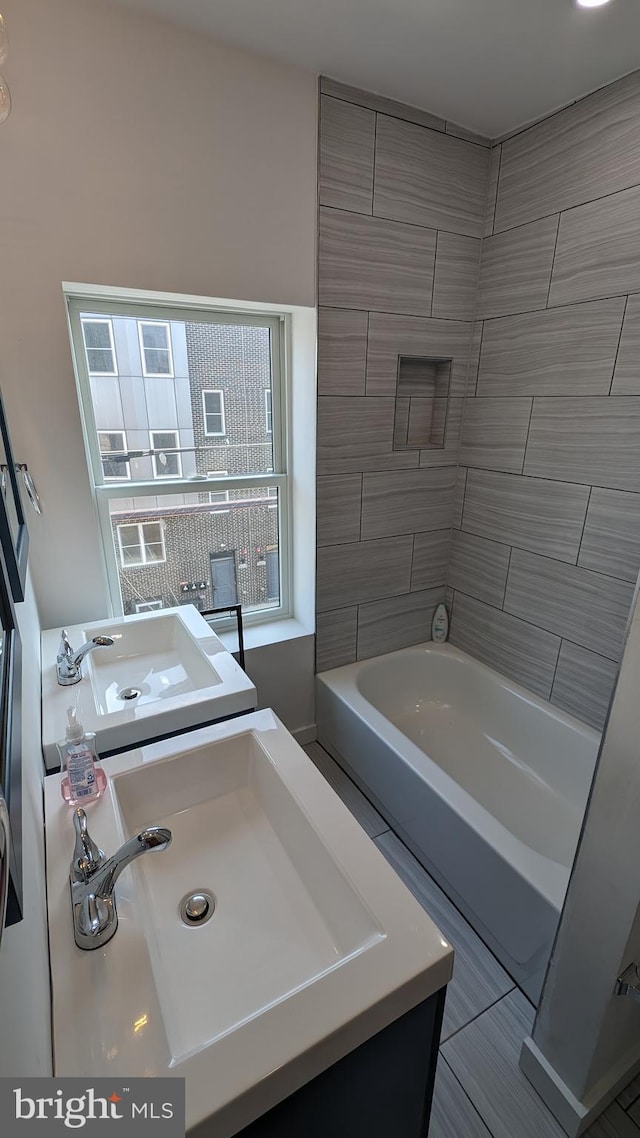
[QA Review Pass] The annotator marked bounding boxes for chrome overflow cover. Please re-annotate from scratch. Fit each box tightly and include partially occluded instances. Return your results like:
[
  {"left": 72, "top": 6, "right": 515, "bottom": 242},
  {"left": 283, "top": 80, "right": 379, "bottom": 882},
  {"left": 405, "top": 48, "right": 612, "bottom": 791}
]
[{"left": 179, "top": 890, "right": 216, "bottom": 927}]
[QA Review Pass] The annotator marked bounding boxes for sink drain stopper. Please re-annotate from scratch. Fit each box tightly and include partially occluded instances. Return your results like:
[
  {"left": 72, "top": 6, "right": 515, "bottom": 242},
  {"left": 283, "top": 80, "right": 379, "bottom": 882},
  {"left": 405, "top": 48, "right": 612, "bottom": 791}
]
[
  {"left": 117, "top": 687, "right": 142, "bottom": 701},
  {"left": 179, "top": 890, "right": 216, "bottom": 926}
]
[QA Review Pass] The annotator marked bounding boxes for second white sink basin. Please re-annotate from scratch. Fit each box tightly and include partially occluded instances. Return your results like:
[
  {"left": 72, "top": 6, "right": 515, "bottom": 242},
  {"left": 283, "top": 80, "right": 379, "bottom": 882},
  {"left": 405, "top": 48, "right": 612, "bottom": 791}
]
[
  {"left": 112, "top": 730, "right": 383, "bottom": 1062},
  {"left": 85, "top": 612, "right": 220, "bottom": 714},
  {"left": 41, "top": 605, "right": 256, "bottom": 769}
]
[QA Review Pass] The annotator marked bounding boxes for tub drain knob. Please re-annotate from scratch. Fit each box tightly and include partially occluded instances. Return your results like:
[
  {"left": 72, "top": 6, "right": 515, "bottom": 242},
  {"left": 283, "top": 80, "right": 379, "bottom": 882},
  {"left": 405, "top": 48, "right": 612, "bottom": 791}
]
[{"left": 185, "top": 894, "right": 209, "bottom": 921}]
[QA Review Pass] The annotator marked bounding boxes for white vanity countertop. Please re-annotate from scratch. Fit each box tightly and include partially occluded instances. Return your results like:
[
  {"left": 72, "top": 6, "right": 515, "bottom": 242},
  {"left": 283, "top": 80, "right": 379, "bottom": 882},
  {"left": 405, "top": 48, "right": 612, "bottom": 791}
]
[
  {"left": 45, "top": 711, "right": 453, "bottom": 1136},
  {"left": 41, "top": 605, "right": 256, "bottom": 769}
]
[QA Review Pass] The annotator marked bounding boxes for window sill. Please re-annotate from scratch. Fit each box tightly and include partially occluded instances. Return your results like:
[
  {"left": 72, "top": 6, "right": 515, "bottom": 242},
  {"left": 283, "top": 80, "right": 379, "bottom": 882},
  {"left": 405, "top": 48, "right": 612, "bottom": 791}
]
[{"left": 218, "top": 617, "right": 313, "bottom": 655}]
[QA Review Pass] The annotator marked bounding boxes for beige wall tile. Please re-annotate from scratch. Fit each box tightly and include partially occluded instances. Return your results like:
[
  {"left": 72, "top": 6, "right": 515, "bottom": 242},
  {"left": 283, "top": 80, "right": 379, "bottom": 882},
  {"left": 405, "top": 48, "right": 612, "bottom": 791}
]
[
  {"left": 361, "top": 467, "right": 456, "bottom": 540},
  {"left": 374, "top": 114, "right": 489, "bottom": 237},
  {"left": 319, "top": 95, "right": 375, "bottom": 214},
  {"left": 317, "top": 536, "right": 413, "bottom": 611},
  {"left": 316, "top": 608, "right": 358, "bottom": 672},
  {"left": 475, "top": 215, "right": 558, "bottom": 319},
  {"left": 319, "top": 206, "right": 436, "bottom": 315},
  {"left": 317, "top": 307, "right": 368, "bottom": 397}
]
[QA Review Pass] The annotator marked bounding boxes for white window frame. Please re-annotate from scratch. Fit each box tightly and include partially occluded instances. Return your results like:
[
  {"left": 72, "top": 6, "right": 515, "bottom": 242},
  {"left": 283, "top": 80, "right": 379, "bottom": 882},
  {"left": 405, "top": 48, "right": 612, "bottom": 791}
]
[
  {"left": 137, "top": 320, "right": 174, "bottom": 378},
  {"left": 207, "top": 470, "right": 230, "bottom": 507},
  {"left": 82, "top": 317, "right": 117, "bottom": 376},
  {"left": 66, "top": 292, "right": 290, "bottom": 628},
  {"left": 265, "top": 389, "right": 272, "bottom": 434},
  {"left": 150, "top": 430, "right": 182, "bottom": 479},
  {"left": 116, "top": 521, "right": 166, "bottom": 568},
  {"left": 134, "top": 598, "right": 163, "bottom": 613},
  {"left": 98, "top": 430, "right": 130, "bottom": 482},
  {"left": 202, "top": 390, "right": 226, "bottom": 437}
]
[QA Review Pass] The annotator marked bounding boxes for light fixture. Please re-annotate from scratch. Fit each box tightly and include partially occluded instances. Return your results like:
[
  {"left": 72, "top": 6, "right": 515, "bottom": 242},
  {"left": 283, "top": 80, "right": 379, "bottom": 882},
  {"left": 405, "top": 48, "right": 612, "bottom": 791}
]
[{"left": 575, "top": 0, "right": 613, "bottom": 7}]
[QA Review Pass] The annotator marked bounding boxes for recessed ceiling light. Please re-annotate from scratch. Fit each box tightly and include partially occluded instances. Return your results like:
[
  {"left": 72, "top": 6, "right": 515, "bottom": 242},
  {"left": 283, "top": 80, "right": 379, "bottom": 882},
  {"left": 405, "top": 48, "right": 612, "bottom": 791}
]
[{"left": 575, "top": 0, "right": 613, "bottom": 8}]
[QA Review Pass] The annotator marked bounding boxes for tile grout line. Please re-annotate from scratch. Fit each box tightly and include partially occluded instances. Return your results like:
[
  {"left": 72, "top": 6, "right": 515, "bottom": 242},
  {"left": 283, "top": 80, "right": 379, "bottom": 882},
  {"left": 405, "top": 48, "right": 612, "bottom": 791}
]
[
  {"left": 363, "top": 308, "right": 371, "bottom": 396},
  {"left": 358, "top": 470, "right": 364, "bottom": 542},
  {"left": 319, "top": 291, "right": 638, "bottom": 320},
  {"left": 306, "top": 743, "right": 390, "bottom": 836},
  {"left": 453, "top": 585, "right": 621, "bottom": 665},
  {"left": 544, "top": 213, "right": 562, "bottom": 309},
  {"left": 548, "top": 636, "right": 564, "bottom": 700},
  {"left": 322, "top": 391, "right": 640, "bottom": 400},
  {"left": 521, "top": 396, "right": 535, "bottom": 475},
  {"left": 355, "top": 600, "right": 360, "bottom": 661},
  {"left": 433, "top": 463, "right": 640, "bottom": 495},
  {"left": 474, "top": 318, "right": 486, "bottom": 397},
  {"left": 320, "top": 200, "right": 482, "bottom": 239},
  {"left": 502, "top": 546, "right": 513, "bottom": 610},
  {"left": 325, "top": 175, "right": 640, "bottom": 241},
  {"left": 371, "top": 113, "right": 378, "bottom": 217},
  {"left": 436, "top": 1054, "right": 499, "bottom": 1138},
  {"left": 409, "top": 532, "right": 416, "bottom": 590},
  {"left": 319, "top": 86, "right": 448, "bottom": 138},
  {"left": 492, "top": 143, "right": 503, "bottom": 236},
  {"left": 439, "top": 986, "right": 517, "bottom": 1047},
  {"left": 575, "top": 485, "right": 593, "bottom": 568},
  {"left": 490, "top": 176, "right": 640, "bottom": 236},
  {"left": 609, "top": 294, "right": 629, "bottom": 395},
  {"left": 431, "top": 229, "right": 439, "bottom": 317}
]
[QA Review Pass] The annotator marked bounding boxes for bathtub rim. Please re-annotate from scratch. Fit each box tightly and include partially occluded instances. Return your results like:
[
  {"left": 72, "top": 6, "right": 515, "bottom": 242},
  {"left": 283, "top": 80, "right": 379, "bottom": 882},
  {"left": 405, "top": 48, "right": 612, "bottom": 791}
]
[{"left": 316, "top": 641, "right": 600, "bottom": 915}]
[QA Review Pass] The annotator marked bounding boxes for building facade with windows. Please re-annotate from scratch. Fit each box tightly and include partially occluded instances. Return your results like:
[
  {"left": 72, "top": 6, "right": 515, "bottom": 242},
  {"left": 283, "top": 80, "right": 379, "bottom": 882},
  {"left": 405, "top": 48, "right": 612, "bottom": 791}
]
[{"left": 78, "top": 310, "right": 281, "bottom": 617}]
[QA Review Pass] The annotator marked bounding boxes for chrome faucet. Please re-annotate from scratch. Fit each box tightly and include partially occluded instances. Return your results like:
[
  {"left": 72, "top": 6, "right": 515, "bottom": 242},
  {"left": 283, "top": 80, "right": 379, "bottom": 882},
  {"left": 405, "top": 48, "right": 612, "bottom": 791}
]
[
  {"left": 56, "top": 629, "right": 114, "bottom": 686},
  {"left": 70, "top": 808, "right": 172, "bottom": 950}
]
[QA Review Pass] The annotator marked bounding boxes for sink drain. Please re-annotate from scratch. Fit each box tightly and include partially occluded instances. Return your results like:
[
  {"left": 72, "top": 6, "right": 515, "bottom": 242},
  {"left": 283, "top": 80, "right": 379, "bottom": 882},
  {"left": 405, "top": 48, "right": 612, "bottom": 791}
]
[
  {"left": 117, "top": 687, "right": 142, "bottom": 701},
  {"left": 179, "top": 890, "right": 216, "bottom": 927}
]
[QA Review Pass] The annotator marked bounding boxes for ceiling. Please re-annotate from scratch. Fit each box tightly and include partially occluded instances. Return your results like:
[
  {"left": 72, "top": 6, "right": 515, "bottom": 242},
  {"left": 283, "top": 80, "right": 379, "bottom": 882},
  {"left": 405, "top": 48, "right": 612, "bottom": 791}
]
[{"left": 102, "top": 0, "right": 640, "bottom": 137}]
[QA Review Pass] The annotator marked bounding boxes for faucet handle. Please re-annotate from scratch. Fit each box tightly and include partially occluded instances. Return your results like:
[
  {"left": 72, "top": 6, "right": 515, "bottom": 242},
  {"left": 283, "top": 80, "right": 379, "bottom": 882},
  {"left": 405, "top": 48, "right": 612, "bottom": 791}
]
[
  {"left": 77, "top": 893, "right": 110, "bottom": 938},
  {"left": 71, "top": 809, "right": 105, "bottom": 882},
  {"left": 57, "top": 628, "right": 73, "bottom": 663}
]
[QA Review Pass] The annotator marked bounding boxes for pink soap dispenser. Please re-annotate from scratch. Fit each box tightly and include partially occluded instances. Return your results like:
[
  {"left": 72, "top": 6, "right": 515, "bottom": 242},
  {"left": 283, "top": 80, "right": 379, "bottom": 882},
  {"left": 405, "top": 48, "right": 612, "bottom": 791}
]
[{"left": 59, "top": 706, "right": 107, "bottom": 806}]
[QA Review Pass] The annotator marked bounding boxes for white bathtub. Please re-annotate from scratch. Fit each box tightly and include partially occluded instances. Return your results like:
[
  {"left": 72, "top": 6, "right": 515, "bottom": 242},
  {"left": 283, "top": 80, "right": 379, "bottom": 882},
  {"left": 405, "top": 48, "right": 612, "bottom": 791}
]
[{"left": 315, "top": 642, "right": 601, "bottom": 1002}]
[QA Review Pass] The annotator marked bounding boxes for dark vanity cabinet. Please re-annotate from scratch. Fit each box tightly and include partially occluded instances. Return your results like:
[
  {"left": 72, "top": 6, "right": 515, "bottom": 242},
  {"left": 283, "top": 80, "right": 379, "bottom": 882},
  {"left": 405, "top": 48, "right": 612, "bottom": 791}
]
[{"left": 191, "top": 990, "right": 446, "bottom": 1138}]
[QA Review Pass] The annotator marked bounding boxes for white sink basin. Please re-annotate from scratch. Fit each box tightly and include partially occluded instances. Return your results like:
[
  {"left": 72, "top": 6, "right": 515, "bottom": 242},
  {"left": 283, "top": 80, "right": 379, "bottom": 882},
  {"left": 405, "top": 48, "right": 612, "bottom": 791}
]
[
  {"left": 41, "top": 606, "right": 256, "bottom": 769},
  {"left": 45, "top": 712, "right": 453, "bottom": 1135},
  {"left": 85, "top": 613, "right": 221, "bottom": 714},
  {"left": 112, "top": 731, "right": 383, "bottom": 1062}
]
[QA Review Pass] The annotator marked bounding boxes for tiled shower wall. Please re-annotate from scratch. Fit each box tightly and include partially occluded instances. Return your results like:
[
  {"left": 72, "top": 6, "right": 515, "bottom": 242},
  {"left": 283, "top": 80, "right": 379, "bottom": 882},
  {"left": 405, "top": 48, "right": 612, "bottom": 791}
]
[
  {"left": 316, "top": 70, "right": 640, "bottom": 732},
  {"left": 450, "top": 70, "right": 640, "bottom": 731},
  {"left": 316, "top": 78, "right": 490, "bottom": 669}
]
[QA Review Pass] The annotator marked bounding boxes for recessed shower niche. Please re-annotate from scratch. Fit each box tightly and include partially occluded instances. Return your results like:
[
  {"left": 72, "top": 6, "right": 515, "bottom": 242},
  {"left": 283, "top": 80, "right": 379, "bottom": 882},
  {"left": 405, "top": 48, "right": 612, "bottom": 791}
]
[{"left": 392, "top": 355, "right": 452, "bottom": 451}]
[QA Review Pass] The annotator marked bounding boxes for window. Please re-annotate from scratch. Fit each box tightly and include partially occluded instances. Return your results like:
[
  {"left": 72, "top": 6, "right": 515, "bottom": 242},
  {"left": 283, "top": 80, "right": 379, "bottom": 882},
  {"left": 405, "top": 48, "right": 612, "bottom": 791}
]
[
  {"left": 202, "top": 390, "right": 226, "bottom": 436},
  {"left": 265, "top": 389, "right": 272, "bottom": 434},
  {"left": 98, "top": 431, "right": 130, "bottom": 481},
  {"left": 208, "top": 471, "right": 229, "bottom": 506},
  {"left": 151, "top": 431, "right": 182, "bottom": 479},
  {"left": 82, "top": 318, "right": 117, "bottom": 375},
  {"left": 138, "top": 321, "right": 174, "bottom": 377},
  {"left": 68, "top": 295, "right": 287, "bottom": 624},
  {"left": 134, "top": 598, "right": 163, "bottom": 613},
  {"left": 117, "top": 521, "right": 166, "bottom": 567}
]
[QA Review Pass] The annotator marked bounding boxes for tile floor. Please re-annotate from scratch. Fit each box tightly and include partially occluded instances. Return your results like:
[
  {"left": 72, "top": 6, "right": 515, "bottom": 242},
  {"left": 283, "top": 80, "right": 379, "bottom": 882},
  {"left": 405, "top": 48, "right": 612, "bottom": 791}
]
[{"left": 303, "top": 741, "right": 640, "bottom": 1138}]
